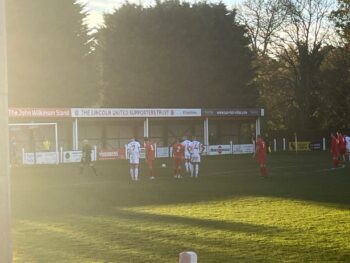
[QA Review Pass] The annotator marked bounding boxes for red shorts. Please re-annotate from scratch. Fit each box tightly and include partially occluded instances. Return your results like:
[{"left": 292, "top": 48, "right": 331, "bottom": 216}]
[
  {"left": 340, "top": 147, "right": 346, "bottom": 155},
  {"left": 258, "top": 155, "right": 266, "bottom": 165},
  {"left": 174, "top": 157, "right": 183, "bottom": 168},
  {"left": 146, "top": 159, "right": 154, "bottom": 169},
  {"left": 332, "top": 151, "right": 339, "bottom": 158}
]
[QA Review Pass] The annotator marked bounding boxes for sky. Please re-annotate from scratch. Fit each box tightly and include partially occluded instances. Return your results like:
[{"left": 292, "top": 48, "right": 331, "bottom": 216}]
[{"left": 80, "top": 0, "right": 242, "bottom": 30}]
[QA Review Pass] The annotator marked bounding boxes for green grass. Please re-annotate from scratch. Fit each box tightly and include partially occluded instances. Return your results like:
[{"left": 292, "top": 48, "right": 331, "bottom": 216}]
[{"left": 11, "top": 152, "right": 350, "bottom": 262}]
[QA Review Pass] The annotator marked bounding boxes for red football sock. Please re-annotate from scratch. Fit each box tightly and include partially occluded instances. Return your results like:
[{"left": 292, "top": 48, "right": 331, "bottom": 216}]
[
  {"left": 333, "top": 159, "right": 339, "bottom": 167},
  {"left": 260, "top": 167, "right": 264, "bottom": 176},
  {"left": 263, "top": 167, "right": 268, "bottom": 177}
]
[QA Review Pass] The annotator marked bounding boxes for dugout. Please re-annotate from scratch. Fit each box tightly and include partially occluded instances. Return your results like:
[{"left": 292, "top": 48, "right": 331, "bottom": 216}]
[
  {"left": 69, "top": 108, "right": 263, "bottom": 148},
  {"left": 8, "top": 107, "right": 264, "bottom": 163}
]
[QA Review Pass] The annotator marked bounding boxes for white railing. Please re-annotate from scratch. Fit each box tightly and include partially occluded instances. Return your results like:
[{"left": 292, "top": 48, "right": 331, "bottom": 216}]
[{"left": 17, "top": 138, "right": 327, "bottom": 165}]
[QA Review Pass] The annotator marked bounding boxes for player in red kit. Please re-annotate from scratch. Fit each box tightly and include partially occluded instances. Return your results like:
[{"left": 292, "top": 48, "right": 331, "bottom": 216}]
[
  {"left": 331, "top": 133, "right": 339, "bottom": 168},
  {"left": 337, "top": 132, "right": 346, "bottom": 162},
  {"left": 255, "top": 135, "right": 268, "bottom": 178},
  {"left": 144, "top": 137, "right": 156, "bottom": 179},
  {"left": 172, "top": 138, "right": 185, "bottom": 178}
]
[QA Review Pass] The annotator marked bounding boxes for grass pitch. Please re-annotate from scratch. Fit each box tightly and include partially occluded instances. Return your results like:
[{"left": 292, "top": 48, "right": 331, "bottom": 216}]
[{"left": 11, "top": 152, "right": 350, "bottom": 262}]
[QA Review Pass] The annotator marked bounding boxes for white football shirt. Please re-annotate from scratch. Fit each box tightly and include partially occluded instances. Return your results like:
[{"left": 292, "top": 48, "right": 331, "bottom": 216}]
[
  {"left": 182, "top": 140, "right": 191, "bottom": 154},
  {"left": 127, "top": 140, "right": 141, "bottom": 157},
  {"left": 189, "top": 140, "right": 203, "bottom": 155},
  {"left": 345, "top": 136, "right": 350, "bottom": 151}
]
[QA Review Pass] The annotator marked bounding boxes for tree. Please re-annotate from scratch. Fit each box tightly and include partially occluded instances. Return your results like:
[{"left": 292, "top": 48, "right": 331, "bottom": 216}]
[
  {"left": 238, "top": 0, "right": 334, "bottom": 131},
  {"left": 319, "top": 1, "right": 350, "bottom": 129},
  {"left": 237, "top": 0, "right": 289, "bottom": 56},
  {"left": 254, "top": 57, "right": 296, "bottom": 131},
  {"left": 7, "top": 0, "right": 97, "bottom": 107},
  {"left": 279, "top": 0, "right": 334, "bottom": 130},
  {"left": 331, "top": 0, "right": 350, "bottom": 41},
  {"left": 96, "top": 1, "right": 256, "bottom": 108},
  {"left": 316, "top": 47, "right": 350, "bottom": 129}
]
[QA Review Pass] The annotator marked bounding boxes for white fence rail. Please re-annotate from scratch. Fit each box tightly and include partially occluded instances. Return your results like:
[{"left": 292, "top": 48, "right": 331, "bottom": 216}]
[{"left": 18, "top": 138, "right": 327, "bottom": 165}]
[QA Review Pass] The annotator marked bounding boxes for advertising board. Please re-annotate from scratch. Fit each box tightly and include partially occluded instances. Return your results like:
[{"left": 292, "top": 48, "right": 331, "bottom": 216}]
[
  {"left": 232, "top": 144, "right": 254, "bottom": 154},
  {"left": 23, "top": 152, "right": 58, "bottom": 165},
  {"left": 72, "top": 108, "right": 201, "bottom": 118},
  {"left": 98, "top": 148, "right": 126, "bottom": 160},
  {"left": 63, "top": 151, "right": 96, "bottom": 163},
  {"left": 207, "top": 145, "right": 232, "bottom": 155},
  {"left": 157, "top": 147, "right": 170, "bottom": 158},
  {"left": 289, "top": 142, "right": 311, "bottom": 151}
]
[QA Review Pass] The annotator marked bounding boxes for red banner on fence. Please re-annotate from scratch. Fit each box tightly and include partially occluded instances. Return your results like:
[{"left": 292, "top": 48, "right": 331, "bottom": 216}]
[
  {"left": 9, "top": 108, "right": 71, "bottom": 118},
  {"left": 98, "top": 148, "right": 125, "bottom": 160}
]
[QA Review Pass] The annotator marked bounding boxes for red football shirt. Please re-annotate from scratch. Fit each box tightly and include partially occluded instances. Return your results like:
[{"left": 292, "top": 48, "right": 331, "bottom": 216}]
[
  {"left": 338, "top": 134, "right": 346, "bottom": 151},
  {"left": 256, "top": 138, "right": 266, "bottom": 157},
  {"left": 173, "top": 143, "right": 184, "bottom": 159},
  {"left": 145, "top": 142, "right": 156, "bottom": 160},
  {"left": 331, "top": 136, "right": 339, "bottom": 156}
]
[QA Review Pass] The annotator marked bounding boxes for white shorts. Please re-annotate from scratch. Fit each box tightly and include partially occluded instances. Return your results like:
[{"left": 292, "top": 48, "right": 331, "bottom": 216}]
[
  {"left": 191, "top": 154, "right": 201, "bottom": 163},
  {"left": 129, "top": 155, "right": 140, "bottom": 164},
  {"left": 185, "top": 152, "right": 191, "bottom": 160}
]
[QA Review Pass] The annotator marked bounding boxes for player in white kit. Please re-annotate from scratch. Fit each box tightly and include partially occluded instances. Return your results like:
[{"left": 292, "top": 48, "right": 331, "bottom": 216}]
[
  {"left": 127, "top": 138, "right": 141, "bottom": 181},
  {"left": 188, "top": 136, "right": 205, "bottom": 178},
  {"left": 345, "top": 134, "right": 350, "bottom": 162},
  {"left": 181, "top": 136, "right": 192, "bottom": 174}
]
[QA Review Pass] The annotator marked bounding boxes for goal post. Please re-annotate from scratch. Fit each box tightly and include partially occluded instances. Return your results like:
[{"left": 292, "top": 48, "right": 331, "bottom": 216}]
[{"left": 8, "top": 122, "right": 59, "bottom": 164}]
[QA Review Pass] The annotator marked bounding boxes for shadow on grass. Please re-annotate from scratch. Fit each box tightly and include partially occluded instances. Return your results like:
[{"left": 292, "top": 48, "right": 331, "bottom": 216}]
[
  {"left": 15, "top": 209, "right": 350, "bottom": 263},
  {"left": 113, "top": 208, "right": 282, "bottom": 235},
  {"left": 11, "top": 152, "right": 350, "bottom": 219},
  {"left": 11, "top": 153, "right": 350, "bottom": 262}
]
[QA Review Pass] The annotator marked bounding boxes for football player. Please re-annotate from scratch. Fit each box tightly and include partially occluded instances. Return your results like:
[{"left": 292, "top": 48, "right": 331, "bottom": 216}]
[
  {"left": 188, "top": 136, "right": 205, "bottom": 178},
  {"left": 127, "top": 138, "right": 141, "bottom": 181},
  {"left": 181, "top": 136, "right": 192, "bottom": 174},
  {"left": 172, "top": 138, "right": 185, "bottom": 178},
  {"left": 80, "top": 139, "right": 97, "bottom": 176},
  {"left": 144, "top": 137, "right": 156, "bottom": 179},
  {"left": 255, "top": 135, "right": 268, "bottom": 178}
]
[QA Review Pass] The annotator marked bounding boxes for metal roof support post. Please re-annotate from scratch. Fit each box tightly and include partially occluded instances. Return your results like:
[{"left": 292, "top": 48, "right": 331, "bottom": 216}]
[
  {"left": 255, "top": 117, "right": 261, "bottom": 139},
  {"left": 204, "top": 117, "right": 209, "bottom": 146},
  {"left": 144, "top": 118, "right": 149, "bottom": 138},
  {"left": 73, "top": 118, "right": 78, "bottom": 150}
]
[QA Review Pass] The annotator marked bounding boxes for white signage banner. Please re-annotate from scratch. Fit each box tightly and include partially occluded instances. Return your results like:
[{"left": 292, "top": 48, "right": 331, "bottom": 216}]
[
  {"left": 23, "top": 152, "right": 58, "bottom": 165},
  {"left": 63, "top": 151, "right": 82, "bottom": 163},
  {"left": 232, "top": 144, "right": 254, "bottom": 154},
  {"left": 71, "top": 108, "right": 201, "bottom": 118},
  {"left": 63, "top": 151, "right": 96, "bottom": 163},
  {"left": 157, "top": 147, "right": 170, "bottom": 158},
  {"left": 170, "top": 146, "right": 207, "bottom": 156},
  {"left": 124, "top": 147, "right": 146, "bottom": 159},
  {"left": 140, "top": 148, "right": 146, "bottom": 159},
  {"left": 207, "top": 145, "right": 232, "bottom": 155}
]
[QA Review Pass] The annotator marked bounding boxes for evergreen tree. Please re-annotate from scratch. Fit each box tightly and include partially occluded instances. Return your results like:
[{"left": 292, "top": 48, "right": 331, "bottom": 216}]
[
  {"left": 97, "top": 1, "right": 256, "bottom": 107},
  {"left": 7, "top": 0, "right": 97, "bottom": 107}
]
